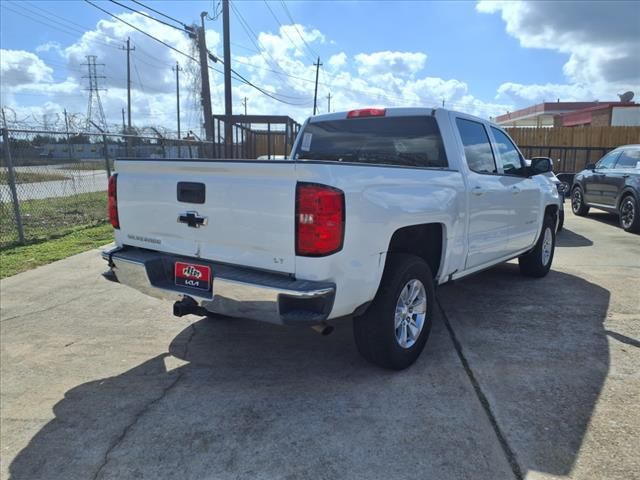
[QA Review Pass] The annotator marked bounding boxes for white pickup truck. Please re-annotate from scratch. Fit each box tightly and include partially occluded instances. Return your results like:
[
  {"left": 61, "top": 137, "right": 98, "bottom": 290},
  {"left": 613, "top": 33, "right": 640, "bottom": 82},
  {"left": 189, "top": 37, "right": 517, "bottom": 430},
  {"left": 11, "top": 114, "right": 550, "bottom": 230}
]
[{"left": 102, "top": 108, "right": 560, "bottom": 369}]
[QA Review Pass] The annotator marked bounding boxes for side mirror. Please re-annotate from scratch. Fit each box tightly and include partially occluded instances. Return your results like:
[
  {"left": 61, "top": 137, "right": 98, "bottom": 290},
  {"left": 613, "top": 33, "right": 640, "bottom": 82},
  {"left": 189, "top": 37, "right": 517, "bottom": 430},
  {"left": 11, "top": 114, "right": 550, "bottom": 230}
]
[
  {"left": 586, "top": 163, "right": 596, "bottom": 170},
  {"left": 530, "top": 157, "right": 552, "bottom": 175}
]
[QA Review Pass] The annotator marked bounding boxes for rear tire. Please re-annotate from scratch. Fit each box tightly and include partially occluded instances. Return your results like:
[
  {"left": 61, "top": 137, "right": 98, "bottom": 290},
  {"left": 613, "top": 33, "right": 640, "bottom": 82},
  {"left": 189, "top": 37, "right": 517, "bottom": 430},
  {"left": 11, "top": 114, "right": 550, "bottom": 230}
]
[
  {"left": 571, "top": 186, "right": 590, "bottom": 216},
  {"left": 619, "top": 195, "right": 640, "bottom": 233},
  {"left": 519, "top": 214, "right": 555, "bottom": 278},
  {"left": 353, "top": 254, "right": 435, "bottom": 370}
]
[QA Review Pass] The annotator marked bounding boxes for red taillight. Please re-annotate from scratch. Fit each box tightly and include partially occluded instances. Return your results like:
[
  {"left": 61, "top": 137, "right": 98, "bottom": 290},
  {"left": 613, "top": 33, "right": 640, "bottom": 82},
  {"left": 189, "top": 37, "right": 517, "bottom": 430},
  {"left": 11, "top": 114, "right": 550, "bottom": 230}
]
[
  {"left": 296, "top": 183, "right": 345, "bottom": 256},
  {"left": 347, "top": 108, "right": 386, "bottom": 118},
  {"left": 108, "top": 174, "right": 119, "bottom": 229}
]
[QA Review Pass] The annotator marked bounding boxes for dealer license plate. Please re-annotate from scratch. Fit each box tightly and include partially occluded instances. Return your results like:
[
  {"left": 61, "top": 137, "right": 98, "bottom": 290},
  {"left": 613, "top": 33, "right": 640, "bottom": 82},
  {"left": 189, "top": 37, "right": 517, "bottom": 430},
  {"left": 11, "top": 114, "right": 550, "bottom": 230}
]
[{"left": 174, "top": 261, "right": 212, "bottom": 292}]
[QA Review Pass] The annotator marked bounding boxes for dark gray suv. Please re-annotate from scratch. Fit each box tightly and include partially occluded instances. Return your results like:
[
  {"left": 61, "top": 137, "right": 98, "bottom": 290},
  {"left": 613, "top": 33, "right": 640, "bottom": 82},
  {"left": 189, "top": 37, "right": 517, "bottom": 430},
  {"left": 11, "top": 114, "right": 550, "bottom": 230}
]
[{"left": 571, "top": 145, "right": 640, "bottom": 233}]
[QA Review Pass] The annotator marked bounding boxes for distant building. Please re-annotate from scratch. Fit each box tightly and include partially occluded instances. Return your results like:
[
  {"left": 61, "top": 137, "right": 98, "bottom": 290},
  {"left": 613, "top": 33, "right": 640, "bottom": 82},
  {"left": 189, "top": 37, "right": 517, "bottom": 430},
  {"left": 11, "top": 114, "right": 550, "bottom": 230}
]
[
  {"left": 555, "top": 104, "right": 640, "bottom": 127},
  {"left": 494, "top": 101, "right": 637, "bottom": 127}
]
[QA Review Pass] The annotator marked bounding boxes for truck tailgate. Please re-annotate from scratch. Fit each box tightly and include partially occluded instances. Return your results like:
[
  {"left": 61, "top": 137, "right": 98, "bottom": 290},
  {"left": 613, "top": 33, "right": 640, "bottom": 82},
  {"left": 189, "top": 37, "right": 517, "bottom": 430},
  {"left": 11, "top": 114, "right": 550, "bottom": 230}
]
[{"left": 114, "top": 160, "right": 297, "bottom": 274}]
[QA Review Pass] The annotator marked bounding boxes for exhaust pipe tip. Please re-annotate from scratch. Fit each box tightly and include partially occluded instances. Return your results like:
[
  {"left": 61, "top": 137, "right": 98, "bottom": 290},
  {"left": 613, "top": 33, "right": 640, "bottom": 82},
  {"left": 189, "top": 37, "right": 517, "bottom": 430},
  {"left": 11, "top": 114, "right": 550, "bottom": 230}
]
[{"left": 311, "top": 322, "right": 334, "bottom": 336}]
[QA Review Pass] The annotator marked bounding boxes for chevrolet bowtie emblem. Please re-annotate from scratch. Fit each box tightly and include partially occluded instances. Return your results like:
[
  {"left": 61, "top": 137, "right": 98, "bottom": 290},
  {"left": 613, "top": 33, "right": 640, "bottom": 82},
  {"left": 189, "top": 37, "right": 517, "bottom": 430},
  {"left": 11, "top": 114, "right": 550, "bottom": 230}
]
[{"left": 177, "top": 211, "right": 207, "bottom": 228}]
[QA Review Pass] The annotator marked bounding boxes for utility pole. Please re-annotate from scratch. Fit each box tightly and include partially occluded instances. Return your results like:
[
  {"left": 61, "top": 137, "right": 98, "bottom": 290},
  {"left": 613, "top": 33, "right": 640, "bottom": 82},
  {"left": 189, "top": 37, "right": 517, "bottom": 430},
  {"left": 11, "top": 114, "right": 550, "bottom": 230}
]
[
  {"left": 222, "top": 0, "right": 233, "bottom": 157},
  {"left": 197, "top": 12, "right": 214, "bottom": 149},
  {"left": 442, "top": 98, "right": 445, "bottom": 107},
  {"left": 121, "top": 108, "right": 125, "bottom": 133},
  {"left": 121, "top": 37, "right": 135, "bottom": 133},
  {"left": 242, "top": 97, "right": 247, "bottom": 116},
  {"left": 327, "top": 92, "right": 332, "bottom": 113},
  {"left": 172, "top": 62, "right": 183, "bottom": 140},
  {"left": 313, "top": 57, "right": 322, "bottom": 115}
]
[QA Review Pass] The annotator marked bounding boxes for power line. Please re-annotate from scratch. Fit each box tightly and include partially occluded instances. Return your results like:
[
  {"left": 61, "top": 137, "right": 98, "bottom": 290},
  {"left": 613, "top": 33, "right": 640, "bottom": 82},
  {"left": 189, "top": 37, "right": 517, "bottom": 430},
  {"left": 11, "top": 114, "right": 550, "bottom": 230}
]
[
  {"left": 1, "top": 2, "right": 119, "bottom": 51},
  {"left": 262, "top": 0, "right": 313, "bottom": 62},
  {"left": 230, "top": 2, "right": 293, "bottom": 84},
  {"left": 83, "top": 0, "right": 201, "bottom": 64},
  {"left": 83, "top": 0, "right": 304, "bottom": 105},
  {"left": 129, "top": 0, "right": 190, "bottom": 29},
  {"left": 108, "top": 0, "right": 188, "bottom": 32},
  {"left": 280, "top": 0, "right": 318, "bottom": 59}
]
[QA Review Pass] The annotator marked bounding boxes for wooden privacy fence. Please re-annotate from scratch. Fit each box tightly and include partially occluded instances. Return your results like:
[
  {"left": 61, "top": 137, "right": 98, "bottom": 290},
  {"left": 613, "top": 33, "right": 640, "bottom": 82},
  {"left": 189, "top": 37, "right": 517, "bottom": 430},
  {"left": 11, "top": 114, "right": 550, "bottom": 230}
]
[{"left": 506, "top": 126, "right": 640, "bottom": 172}]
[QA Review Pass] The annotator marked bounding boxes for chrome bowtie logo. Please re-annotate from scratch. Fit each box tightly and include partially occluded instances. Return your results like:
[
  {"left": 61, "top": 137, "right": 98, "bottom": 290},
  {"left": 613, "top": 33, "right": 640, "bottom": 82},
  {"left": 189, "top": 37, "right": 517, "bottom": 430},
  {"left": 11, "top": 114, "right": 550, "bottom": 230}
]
[{"left": 182, "top": 265, "right": 202, "bottom": 278}]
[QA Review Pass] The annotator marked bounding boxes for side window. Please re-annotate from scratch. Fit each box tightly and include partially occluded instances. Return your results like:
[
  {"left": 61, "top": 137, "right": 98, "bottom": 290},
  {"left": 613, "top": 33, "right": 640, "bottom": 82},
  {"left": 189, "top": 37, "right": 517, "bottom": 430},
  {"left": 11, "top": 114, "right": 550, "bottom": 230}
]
[
  {"left": 596, "top": 151, "right": 619, "bottom": 169},
  {"left": 614, "top": 149, "right": 640, "bottom": 169},
  {"left": 456, "top": 118, "right": 497, "bottom": 174},
  {"left": 491, "top": 127, "right": 524, "bottom": 175}
]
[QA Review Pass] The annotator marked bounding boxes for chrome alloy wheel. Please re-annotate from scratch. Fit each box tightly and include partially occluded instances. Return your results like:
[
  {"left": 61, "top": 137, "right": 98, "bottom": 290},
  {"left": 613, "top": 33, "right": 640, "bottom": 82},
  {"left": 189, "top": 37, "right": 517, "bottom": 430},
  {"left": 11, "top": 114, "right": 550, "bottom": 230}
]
[
  {"left": 572, "top": 189, "right": 583, "bottom": 213},
  {"left": 394, "top": 279, "right": 427, "bottom": 349},
  {"left": 542, "top": 227, "right": 553, "bottom": 266},
  {"left": 620, "top": 197, "right": 635, "bottom": 229}
]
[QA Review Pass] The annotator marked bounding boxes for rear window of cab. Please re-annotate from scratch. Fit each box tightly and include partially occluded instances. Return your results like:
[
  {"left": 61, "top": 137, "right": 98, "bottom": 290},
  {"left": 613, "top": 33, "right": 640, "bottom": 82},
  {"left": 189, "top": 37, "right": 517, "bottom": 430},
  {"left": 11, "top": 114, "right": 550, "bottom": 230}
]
[{"left": 294, "top": 116, "right": 448, "bottom": 169}]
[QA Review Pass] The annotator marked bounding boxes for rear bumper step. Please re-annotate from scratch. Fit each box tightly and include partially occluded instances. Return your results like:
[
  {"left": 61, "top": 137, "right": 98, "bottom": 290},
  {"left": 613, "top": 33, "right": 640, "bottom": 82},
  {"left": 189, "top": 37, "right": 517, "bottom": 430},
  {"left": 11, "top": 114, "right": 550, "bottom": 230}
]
[{"left": 101, "top": 246, "right": 335, "bottom": 325}]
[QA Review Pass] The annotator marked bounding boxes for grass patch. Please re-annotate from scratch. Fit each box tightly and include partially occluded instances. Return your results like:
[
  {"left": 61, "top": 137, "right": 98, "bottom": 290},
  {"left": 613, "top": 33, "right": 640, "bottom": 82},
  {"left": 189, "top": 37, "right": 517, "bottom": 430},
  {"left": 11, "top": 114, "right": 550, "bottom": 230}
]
[
  {"left": 0, "top": 223, "right": 113, "bottom": 278},
  {"left": 0, "top": 190, "right": 107, "bottom": 247},
  {"left": 58, "top": 161, "right": 113, "bottom": 171},
  {"left": 0, "top": 170, "right": 68, "bottom": 183}
]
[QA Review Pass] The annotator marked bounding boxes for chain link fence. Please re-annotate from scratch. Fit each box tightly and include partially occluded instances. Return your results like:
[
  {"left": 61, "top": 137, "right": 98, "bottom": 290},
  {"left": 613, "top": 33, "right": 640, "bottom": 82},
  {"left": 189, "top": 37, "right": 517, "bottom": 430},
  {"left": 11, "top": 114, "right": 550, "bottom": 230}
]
[{"left": 0, "top": 128, "right": 213, "bottom": 248}]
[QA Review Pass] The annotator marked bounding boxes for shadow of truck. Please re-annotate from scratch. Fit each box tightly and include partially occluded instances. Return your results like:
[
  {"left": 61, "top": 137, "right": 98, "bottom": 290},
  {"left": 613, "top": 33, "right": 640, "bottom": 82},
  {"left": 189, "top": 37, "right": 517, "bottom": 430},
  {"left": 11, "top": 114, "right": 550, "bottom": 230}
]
[{"left": 9, "top": 265, "right": 609, "bottom": 480}]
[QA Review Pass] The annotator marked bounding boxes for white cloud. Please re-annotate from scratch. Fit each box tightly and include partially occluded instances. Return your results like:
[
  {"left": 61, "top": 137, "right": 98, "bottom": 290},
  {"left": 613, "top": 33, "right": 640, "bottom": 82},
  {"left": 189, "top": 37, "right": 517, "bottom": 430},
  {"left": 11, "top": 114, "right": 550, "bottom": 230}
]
[
  {"left": 328, "top": 52, "right": 347, "bottom": 69},
  {"left": 496, "top": 82, "right": 595, "bottom": 103},
  {"left": 2, "top": 11, "right": 512, "bottom": 133},
  {"left": 35, "top": 41, "right": 63, "bottom": 56},
  {"left": 0, "top": 50, "right": 54, "bottom": 86},
  {"left": 477, "top": 0, "right": 640, "bottom": 104},
  {"left": 354, "top": 51, "right": 427, "bottom": 78}
]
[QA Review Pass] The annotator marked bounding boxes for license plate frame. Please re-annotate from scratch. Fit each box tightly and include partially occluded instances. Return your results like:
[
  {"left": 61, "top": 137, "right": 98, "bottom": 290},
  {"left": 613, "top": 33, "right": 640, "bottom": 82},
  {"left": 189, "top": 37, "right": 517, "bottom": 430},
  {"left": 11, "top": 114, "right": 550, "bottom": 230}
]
[{"left": 174, "top": 261, "right": 212, "bottom": 292}]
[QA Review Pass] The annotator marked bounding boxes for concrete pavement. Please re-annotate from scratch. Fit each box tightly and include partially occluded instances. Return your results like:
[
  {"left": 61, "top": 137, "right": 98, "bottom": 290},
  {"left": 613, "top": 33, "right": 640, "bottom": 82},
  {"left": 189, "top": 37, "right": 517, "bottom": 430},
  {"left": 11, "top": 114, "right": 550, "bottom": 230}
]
[
  {"left": 1, "top": 212, "right": 638, "bottom": 480},
  {"left": 0, "top": 167, "right": 107, "bottom": 201}
]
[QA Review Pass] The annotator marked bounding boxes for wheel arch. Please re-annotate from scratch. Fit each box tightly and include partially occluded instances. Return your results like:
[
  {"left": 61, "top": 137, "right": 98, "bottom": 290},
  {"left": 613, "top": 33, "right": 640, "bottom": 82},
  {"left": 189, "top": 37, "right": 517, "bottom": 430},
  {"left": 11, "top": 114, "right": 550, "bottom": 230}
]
[
  {"left": 544, "top": 203, "right": 559, "bottom": 222},
  {"left": 386, "top": 223, "right": 445, "bottom": 280},
  {"left": 616, "top": 187, "right": 638, "bottom": 209}
]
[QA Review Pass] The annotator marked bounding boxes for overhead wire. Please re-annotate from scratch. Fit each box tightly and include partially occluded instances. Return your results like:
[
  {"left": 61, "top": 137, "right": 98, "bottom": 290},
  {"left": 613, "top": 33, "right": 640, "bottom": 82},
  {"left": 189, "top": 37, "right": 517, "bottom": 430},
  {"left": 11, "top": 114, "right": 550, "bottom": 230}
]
[
  {"left": 280, "top": 0, "right": 318, "bottom": 59},
  {"left": 108, "top": 0, "right": 189, "bottom": 32},
  {"left": 84, "top": 0, "right": 310, "bottom": 105},
  {"left": 129, "top": 0, "right": 191, "bottom": 29},
  {"left": 8, "top": 0, "right": 502, "bottom": 117},
  {"left": 229, "top": 2, "right": 295, "bottom": 83},
  {"left": 83, "top": 0, "right": 204, "bottom": 65},
  {"left": 1, "top": 2, "right": 120, "bottom": 51},
  {"left": 262, "top": 0, "right": 313, "bottom": 62}
]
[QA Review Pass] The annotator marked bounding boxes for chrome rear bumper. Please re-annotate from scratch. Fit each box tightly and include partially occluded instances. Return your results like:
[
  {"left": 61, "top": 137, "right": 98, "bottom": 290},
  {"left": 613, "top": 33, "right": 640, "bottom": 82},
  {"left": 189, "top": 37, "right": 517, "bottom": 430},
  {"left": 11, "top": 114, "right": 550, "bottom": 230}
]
[{"left": 102, "top": 246, "right": 335, "bottom": 325}]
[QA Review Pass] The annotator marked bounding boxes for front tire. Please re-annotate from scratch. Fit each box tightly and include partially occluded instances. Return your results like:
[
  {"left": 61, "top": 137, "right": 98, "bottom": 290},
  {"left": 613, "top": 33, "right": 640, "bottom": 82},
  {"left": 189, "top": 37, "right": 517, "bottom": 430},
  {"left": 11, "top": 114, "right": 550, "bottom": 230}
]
[
  {"left": 619, "top": 195, "right": 640, "bottom": 233},
  {"left": 353, "top": 254, "right": 435, "bottom": 370},
  {"left": 519, "top": 214, "right": 556, "bottom": 278},
  {"left": 571, "top": 186, "right": 590, "bottom": 216}
]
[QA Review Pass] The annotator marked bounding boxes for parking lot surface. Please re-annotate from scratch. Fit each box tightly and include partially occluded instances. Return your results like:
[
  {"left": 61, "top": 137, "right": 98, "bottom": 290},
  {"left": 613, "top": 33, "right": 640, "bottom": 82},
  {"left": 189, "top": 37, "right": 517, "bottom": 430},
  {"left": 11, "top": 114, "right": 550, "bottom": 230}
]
[{"left": 1, "top": 212, "right": 638, "bottom": 480}]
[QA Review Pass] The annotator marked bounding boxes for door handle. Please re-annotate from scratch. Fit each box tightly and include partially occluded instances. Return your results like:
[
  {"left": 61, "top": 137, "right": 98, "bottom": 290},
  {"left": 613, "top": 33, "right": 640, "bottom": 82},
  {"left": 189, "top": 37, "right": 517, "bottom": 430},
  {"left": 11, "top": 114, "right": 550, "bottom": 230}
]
[
  {"left": 472, "top": 186, "right": 484, "bottom": 196},
  {"left": 511, "top": 186, "right": 521, "bottom": 194}
]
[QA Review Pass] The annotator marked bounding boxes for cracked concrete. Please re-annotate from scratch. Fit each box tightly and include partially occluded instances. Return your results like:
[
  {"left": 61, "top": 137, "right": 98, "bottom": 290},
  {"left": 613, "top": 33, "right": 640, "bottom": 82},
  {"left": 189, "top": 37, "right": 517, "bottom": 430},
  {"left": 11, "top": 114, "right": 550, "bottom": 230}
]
[
  {"left": 91, "top": 324, "right": 198, "bottom": 480},
  {"left": 1, "top": 213, "right": 638, "bottom": 480}
]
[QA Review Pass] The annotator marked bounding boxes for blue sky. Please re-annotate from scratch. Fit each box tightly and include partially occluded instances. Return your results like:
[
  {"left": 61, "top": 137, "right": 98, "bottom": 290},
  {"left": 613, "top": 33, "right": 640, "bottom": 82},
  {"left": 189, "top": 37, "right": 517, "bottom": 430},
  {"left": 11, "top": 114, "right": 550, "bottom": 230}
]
[{"left": 1, "top": 1, "right": 638, "bottom": 133}]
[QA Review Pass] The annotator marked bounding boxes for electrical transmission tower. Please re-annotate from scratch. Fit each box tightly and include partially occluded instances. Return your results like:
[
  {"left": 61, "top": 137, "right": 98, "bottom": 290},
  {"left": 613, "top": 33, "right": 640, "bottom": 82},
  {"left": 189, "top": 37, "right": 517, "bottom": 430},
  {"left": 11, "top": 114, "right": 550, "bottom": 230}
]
[{"left": 82, "top": 55, "right": 108, "bottom": 132}]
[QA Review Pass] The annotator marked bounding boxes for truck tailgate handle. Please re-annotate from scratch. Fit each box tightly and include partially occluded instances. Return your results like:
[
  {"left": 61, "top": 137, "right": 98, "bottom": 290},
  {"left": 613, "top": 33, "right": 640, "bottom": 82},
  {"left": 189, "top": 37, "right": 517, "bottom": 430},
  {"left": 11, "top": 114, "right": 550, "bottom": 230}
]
[{"left": 177, "top": 182, "right": 205, "bottom": 204}]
